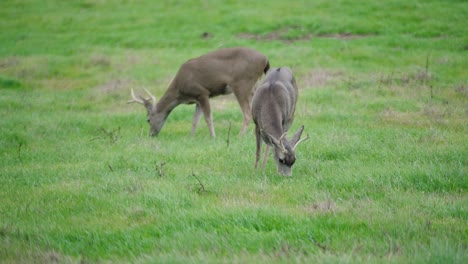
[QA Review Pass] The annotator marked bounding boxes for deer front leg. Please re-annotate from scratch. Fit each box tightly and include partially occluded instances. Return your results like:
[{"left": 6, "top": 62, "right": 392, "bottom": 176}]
[
  {"left": 254, "top": 126, "right": 262, "bottom": 168},
  {"left": 198, "top": 95, "right": 216, "bottom": 138},
  {"left": 191, "top": 104, "right": 203, "bottom": 136}
]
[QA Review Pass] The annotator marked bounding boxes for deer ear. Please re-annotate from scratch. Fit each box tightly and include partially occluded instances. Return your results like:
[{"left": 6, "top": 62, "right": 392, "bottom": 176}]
[
  {"left": 290, "top": 125, "right": 305, "bottom": 145},
  {"left": 143, "top": 100, "right": 154, "bottom": 112},
  {"left": 292, "top": 125, "right": 310, "bottom": 150},
  {"left": 260, "top": 130, "right": 281, "bottom": 148}
]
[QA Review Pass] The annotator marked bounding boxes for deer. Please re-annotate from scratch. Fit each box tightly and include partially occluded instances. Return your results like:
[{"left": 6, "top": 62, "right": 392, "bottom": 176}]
[
  {"left": 128, "top": 47, "right": 270, "bottom": 138},
  {"left": 252, "top": 67, "right": 309, "bottom": 176}
]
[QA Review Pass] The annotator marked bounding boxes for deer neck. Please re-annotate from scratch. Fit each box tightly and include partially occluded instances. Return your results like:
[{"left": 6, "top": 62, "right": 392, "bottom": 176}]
[
  {"left": 155, "top": 88, "right": 181, "bottom": 116},
  {"left": 263, "top": 107, "right": 286, "bottom": 138}
]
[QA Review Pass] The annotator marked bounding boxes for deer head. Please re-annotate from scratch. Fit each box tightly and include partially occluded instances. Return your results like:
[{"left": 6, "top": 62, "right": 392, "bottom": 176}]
[
  {"left": 128, "top": 88, "right": 167, "bottom": 136},
  {"left": 261, "top": 126, "right": 309, "bottom": 176}
]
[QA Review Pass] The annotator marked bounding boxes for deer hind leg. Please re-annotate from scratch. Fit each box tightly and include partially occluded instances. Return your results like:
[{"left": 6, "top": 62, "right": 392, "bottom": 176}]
[
  {"left": 191, "top": 104, "right": 203, "bottom": 136},
  {"left": 239, "top": 102, "right": 252, "bottom": 135},
  {"left": 198, "top": 95, "right": 216, "bottom": 138},
  {"left": 262, "top": 145, "right": 270, "bottom": 169},
  {"left": 233, "top": 79, "right": 258, "bottom": 135}
]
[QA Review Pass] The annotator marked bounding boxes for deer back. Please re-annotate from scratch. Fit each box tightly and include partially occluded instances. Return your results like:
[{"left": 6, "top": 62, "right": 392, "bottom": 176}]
[
  {"left": 174, "top": 47, "right": 269, "bottom": 98},
  {"left": 252, "top": 67, "right": 298, "bottom": 138}
]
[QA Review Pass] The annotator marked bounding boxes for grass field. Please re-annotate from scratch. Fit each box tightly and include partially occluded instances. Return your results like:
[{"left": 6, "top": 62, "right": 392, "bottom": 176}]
[{"left": 1, "top": 0, "right": 467, "bottom": 263}]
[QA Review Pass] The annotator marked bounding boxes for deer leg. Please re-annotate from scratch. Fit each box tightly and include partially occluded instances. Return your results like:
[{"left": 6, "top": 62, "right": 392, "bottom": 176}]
[
  {"left": 262, "top": 145, "right": 270, "bottom": 169},
  {"left": 254, "top": 126, "right": 262, "bottom": 168},
  {"left": 233, "top": 80, "right": 257, "bottom": 135},
  {"left": 239, "top": 103, "right": 252, "bottom": 135},
  {"left": 198, "top": 95, "right": 216, "bottom": 138},
  {"left": 191, "top": 104, "right": 203, "bottom": 136}
]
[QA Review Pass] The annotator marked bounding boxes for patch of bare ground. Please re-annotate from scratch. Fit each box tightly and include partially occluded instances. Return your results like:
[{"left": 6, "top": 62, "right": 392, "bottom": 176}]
[
  {"left": 0, "top": 57, "right": 19, "bottom": 68},
  {"left": 41, "top": 251, "right": 62, "bottom": 264},
  {"left": 302, "top": 199, "right": 336, "bottom": 214},
  {"left": 95, "top": 78, "right": 132, "bottom": 94},
  {"left": 377, "top": 70, "right": 431, "bottom": 89},
  {"left": 315, "top": 32, "right": 374, "bottom": 40},
  {"left": 422, "top": 103, "right": 451, "bottom": 125},
  {"left": 115, "top": 52, "right": 146, "bottom": 72},
  {"left": 238, "top": 27, "right": 373, "bottom": 43},
  {"left": 379, "top": 108, "right": 421, "bottom": 127},
  {"left": 94, "top": 79, "right": 138, "bottom": 112},
  {"left": 238, "top": 29, "right": 311, "bottom": 43},
  {"left": 238, "top": 25, "right": 314, "bottom": 43},
  {"left": 454, "top": 85, "right": 467, "bottom": 97},
  {"left": 92, "top": 51, "right": 147, "bottom": 73},
  {"left": 379, "top": 104, "right": 451, "bottom": 128},
  {"left": 13, "top": 249, "right": 78, "bottom": 264},
  {"left": 300, "top": 69, "right": 344, "bottom": 88},
  {"left": 89, "top": 54, "right": 111, "bottom": 68}
]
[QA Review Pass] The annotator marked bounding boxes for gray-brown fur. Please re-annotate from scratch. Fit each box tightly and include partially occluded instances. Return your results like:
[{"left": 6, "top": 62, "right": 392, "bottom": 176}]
[
  {"left": 252, "top": 67, "right": 308, "bottom": 176},
  {"left": 129, "top": 47, "right": 270, "bottom": 137}
]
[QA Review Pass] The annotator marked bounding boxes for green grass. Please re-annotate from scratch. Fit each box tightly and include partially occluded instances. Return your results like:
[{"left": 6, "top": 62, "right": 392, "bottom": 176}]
[{"left": 1, "top": 0, "right": 467, "bottom": 263}]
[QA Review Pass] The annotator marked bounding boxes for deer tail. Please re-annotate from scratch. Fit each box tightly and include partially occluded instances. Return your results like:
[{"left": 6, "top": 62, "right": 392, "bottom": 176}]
[{"left": 264, "top": 60, "right": 270, "bottom": 74}]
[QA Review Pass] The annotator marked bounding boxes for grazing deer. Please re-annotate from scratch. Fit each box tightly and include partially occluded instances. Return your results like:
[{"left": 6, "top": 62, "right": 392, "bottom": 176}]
[
  {"left": 252, "top": 67, "right": 309, "bottom": 176},
  {"left": 128, "top": 47, "right": 270, "bottom": 137}
]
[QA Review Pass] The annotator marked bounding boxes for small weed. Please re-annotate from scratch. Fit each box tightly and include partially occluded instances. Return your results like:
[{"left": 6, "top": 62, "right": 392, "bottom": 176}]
[
  {"left": 91, "top": 127, "right": 121, "bottom": 144},
  {"left": 155, "top": 161, "right": 166, "bottom": 177},
  {"left": 454, "top": 85, "right": 467, "bottom": 96},
  {"left": 190, "top": 171, "right": 206, "bottom": 194},
  {"left": 226, "top": 122, "right": 232, "bottom": 147},
  {"left": 90, "top": 54, "right": 111, "bottom": 68}
]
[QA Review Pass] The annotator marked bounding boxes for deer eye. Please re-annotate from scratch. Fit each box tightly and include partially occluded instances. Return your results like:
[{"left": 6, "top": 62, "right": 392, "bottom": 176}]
[
  {"left": 147, "top": 118, "right": 150, "bottom": 123},
  {"left": 279, "top": 158, "right": 286, "bottom": 164}
]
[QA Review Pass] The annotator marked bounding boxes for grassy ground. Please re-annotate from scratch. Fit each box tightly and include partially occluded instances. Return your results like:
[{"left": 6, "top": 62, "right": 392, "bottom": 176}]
[{"left": 1, "top": 0, "right": 467, "bottom": 263}]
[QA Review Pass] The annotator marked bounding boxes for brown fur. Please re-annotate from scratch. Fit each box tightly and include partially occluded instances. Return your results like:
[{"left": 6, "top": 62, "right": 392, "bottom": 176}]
[
  {"left": 129, "top": 47, "right": 269, "bottom": 137},
  {"left": 252, "top": 67, "right": 308, "bottom": 176}
]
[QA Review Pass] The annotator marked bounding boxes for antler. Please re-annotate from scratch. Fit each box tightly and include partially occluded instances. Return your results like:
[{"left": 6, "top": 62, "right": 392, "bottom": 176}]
[
  {"left": 128, "top": 88, "right": 146, "bottom": 105},
  {"left": 279, "top": 133, "right": 288, "bottom": 153},
  {"left": 127, "top": 88, "right": 157, "bottom": 109},
  {"left": 293, "top": 133, "right": 310, "bottom": 150},
  {"left": 143, "top": 88, "right": 157, "bottom": 109}
]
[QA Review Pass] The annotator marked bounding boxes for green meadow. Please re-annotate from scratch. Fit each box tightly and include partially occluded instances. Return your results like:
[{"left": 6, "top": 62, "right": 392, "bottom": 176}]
[{"left": 1, "top": 0, "right": 467, "bottom": 263}]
